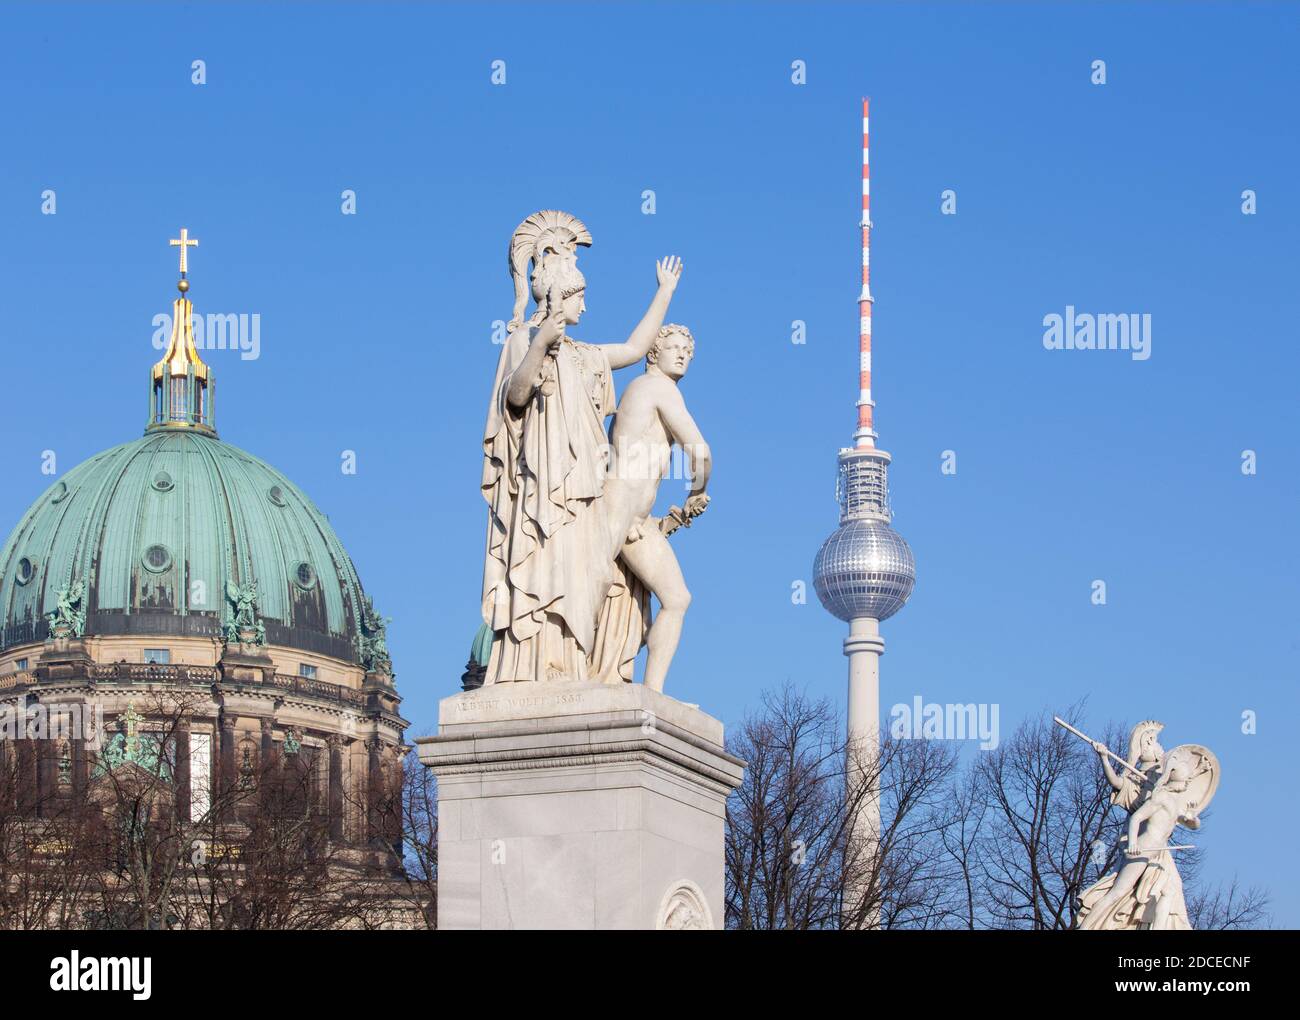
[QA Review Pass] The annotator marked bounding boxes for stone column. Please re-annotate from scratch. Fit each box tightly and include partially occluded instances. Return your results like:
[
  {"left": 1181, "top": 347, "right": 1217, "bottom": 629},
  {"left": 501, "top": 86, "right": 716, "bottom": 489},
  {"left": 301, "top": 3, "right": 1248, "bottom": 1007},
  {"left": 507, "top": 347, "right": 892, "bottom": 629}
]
[
  {"left": 16, "top": 739, "right": 37, "bottom": 815},
  {"left": 174, "top": 719, "right": 192, "bottom": 822},
  {"left": 218, "top": 714, "right": 238, "bottom": 820},
  {"left": 387, "top": 748, "right": 404, "bottom": 851},
  {"left": 71, "top": 734, "right": 86, "bottom": 800},
  {"left": 260, "top": 717, "right": 276, "bottom": 771},
  {"left": 0, "top": 739, "right": 11, "bottom": 812},
  {"left": 417, "top": 682, "right": 745, "bottom": 930},
  {"left": 0, "top": 739, "right": 14, "bottom": 813},
  {"left": 327, "top": 735, "right": 345, "bottom": 842},
  {"left": 366, "top": 738, "right": 384, "bottom": 843},
  {"left": 254, "top": 717, "right": 275, "bottom": 810},
  {"left": 35, "top": 736, "right": 57, "bottom": 818},
  {"left": 305, "top": 743, "right": 322, "bottom": 812}
]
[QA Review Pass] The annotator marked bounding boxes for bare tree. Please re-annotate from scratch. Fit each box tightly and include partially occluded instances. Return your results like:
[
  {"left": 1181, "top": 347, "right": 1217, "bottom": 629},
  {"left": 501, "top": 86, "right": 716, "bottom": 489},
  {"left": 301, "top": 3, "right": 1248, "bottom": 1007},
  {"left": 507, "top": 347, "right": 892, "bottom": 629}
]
[
  {"left": 724, "top": 690, "right": 1269, "bottom": 931},
  {"left": 2, "top": 691, "right": 421, "bottom": 930},
  {"left": 178, "top": 750, "right": 359, "bottom": 930},
  {"left": 933, "top": 765, "right": 988, "bottom": 930},
  {"left": 1186, "top": 877, "right": 1271, "bottom": 929},
  {"left": 967, "top": 707, "right": 1127, "bottom": 930},
  {"left": 391, "top": 745, "right": 437, "bottom": 929},
  {"left": 3, "top": 683, "right": 1271, "bottom": 932},
  {"left": 724, "top": 685, "right": 844, "bottom": 929},
  {"left": 724, "top": 684, "right": 958, "bottom": 930},
  {"left": 0, "top": 738, "right": 101, "bottom": 929},
  {"left": 88, "top": 690, "right": 214, "bottom": 930},
  {"left": 850, "top": 734, "right": 960, "bottom": 930}
]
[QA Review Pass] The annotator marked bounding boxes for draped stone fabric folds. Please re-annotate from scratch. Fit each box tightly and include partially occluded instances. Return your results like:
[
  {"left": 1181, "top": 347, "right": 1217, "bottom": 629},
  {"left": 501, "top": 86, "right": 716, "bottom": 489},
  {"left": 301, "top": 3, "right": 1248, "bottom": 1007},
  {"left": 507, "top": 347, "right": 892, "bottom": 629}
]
[{"left": 481, "top": 327, "right": 648, "bottom": 685}]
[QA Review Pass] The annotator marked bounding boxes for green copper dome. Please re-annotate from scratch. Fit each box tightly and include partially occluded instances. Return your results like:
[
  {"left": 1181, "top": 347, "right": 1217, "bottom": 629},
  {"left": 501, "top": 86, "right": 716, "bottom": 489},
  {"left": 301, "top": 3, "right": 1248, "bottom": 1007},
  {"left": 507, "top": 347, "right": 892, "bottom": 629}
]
[{"left": 0, "top": 429, "right": 369, "bottom": 660}]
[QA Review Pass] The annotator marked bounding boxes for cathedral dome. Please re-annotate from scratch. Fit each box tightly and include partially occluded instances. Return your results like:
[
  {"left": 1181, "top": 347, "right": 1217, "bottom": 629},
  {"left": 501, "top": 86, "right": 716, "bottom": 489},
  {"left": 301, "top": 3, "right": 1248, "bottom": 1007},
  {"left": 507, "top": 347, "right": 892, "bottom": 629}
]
[
  {"left": 0, "top": 429, "right": 369, "bottom": 660},
  {"left": 0, "top": 230, "right": 406, "bottom": 886}
]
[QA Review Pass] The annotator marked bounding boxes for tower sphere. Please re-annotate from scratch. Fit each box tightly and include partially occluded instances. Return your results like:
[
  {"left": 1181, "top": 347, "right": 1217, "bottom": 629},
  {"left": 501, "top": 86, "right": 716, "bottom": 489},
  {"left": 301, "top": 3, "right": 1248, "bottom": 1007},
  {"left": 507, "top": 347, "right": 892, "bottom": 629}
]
[{"left": 812, "top": 518, "right": 915, "bottom": 623}]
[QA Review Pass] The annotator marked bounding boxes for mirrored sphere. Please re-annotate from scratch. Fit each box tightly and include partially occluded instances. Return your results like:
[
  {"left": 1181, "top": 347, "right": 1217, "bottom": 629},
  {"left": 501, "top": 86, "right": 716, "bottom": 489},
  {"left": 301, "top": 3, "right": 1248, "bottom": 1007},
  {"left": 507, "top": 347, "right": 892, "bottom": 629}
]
[{"left": 813, "top": 519, "right": 915, "bottom": 622}]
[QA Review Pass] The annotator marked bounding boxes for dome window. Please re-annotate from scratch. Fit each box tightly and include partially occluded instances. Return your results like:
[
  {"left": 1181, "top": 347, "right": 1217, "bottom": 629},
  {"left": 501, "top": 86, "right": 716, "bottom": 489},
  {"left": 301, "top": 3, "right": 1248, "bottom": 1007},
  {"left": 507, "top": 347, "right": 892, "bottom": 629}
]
[
  {"left": 152, "top": 471, "right": 175, "bottom": 492},
  {"left": 142, "top": 544, "right": 173, "bottom": 573},
  {"left": 268, "top": 485, "right": 287, "bottom": 507},
  {"left": 49, "top": 481, "right": 68, "bottom": 504},
  {"left": 293, "top": 562, "right": 317, "bottom": 590},
  {"left": 15, "top": 557, "right": 35, "bottom": 585}
]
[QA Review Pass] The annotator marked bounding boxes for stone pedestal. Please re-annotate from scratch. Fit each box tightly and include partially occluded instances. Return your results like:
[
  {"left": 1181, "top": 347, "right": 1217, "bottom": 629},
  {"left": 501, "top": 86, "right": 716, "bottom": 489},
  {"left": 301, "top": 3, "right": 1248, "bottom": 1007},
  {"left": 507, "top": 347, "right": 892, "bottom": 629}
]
[
  {"left": 218, "top": 641, "right": 275, "bottom": 685},
  {"left": 416, "top": 681, "right": 744, "bottom": 930},
  {"left": 38, "top": 637, "right": 94, "bottom": 678}
]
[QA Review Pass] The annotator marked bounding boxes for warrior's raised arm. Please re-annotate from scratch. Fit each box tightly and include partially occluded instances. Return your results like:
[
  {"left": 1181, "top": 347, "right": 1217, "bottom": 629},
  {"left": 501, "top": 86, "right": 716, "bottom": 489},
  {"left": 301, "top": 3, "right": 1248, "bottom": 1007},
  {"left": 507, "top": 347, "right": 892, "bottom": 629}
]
[
  {"left": 506, "top": 255, "right": 682, "bottom": 408},
  {"left": 598, "top": 256, "right": 683, "bottom": 369},
  {"left": 1093, "top": 740, "right": 1127, "bottom": 792},
  {"left": 1054, "top": 716, "right": 1146, "bottom": 782}
]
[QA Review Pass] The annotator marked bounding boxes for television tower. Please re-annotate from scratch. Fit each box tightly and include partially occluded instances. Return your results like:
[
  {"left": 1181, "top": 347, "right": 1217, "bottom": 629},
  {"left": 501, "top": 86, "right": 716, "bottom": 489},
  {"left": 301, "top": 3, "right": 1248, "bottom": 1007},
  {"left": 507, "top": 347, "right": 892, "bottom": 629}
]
[{"left": 812, "top": 99, "right": 916, "bottom": 924}]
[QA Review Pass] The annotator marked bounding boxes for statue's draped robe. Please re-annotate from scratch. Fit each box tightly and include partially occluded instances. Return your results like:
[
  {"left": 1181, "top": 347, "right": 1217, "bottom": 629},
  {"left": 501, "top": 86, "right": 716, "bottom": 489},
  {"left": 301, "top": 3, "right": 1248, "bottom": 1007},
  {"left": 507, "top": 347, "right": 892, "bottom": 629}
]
[
  {"left": 1077, "top": 850, "right": 1189, "bottom": 930},
  {"left": 1109, "top": 763, "right": 1154, "bottom": 812},
  {"left": 482, "top": 326, "right": 649, "bottom": 683}
]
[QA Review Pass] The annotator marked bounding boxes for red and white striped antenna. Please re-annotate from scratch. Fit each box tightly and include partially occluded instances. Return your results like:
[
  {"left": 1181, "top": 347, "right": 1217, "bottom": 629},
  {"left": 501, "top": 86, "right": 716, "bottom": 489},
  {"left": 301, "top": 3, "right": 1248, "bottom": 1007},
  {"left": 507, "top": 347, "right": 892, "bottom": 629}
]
[{"left": 854, "top": 97, "right": 875, "bottom": 449}]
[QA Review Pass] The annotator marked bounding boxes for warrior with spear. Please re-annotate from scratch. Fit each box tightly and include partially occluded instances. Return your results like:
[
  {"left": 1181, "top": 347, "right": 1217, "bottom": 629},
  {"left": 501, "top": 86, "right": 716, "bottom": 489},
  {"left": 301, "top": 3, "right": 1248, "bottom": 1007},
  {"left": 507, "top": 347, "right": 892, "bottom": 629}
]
[{"left": 1055, "top": 716, "right": 1220, "bottom": 930}]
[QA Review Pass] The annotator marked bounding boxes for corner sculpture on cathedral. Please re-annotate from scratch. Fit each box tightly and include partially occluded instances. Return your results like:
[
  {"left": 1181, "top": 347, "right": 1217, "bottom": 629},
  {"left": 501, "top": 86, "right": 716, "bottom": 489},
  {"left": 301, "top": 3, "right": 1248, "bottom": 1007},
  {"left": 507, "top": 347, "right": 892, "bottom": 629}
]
[
  {"left": 223, "top": 579, "right": 266, "bottom": 647},
  {"left": 358, "top": 596, "right": 393, "bottom": 676},
  {"left": 46, "top": 580, "right": 87, "bottom": 639}
]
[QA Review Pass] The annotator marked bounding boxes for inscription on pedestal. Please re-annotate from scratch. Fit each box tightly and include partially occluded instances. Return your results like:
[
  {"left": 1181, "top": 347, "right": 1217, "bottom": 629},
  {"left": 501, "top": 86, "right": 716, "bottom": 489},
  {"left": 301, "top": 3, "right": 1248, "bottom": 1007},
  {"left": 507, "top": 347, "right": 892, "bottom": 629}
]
[{"left": 454, "top": 691, "right": 585, "bottom": 715}]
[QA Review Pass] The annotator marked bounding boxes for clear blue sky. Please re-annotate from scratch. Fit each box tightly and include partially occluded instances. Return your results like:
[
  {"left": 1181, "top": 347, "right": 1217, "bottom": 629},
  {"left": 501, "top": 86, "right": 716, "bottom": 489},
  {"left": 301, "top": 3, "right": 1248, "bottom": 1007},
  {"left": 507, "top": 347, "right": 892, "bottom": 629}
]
[{"left": 1, "top": 2, "right": 1296, "bottom": 925}]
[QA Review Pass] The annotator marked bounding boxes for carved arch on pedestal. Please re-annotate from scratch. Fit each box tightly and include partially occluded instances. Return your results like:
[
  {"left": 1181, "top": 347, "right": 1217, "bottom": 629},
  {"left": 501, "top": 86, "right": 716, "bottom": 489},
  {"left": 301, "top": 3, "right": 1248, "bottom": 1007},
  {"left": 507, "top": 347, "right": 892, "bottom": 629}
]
[{"left": 656, "top": 880, "right": 714, "bottom": 931}]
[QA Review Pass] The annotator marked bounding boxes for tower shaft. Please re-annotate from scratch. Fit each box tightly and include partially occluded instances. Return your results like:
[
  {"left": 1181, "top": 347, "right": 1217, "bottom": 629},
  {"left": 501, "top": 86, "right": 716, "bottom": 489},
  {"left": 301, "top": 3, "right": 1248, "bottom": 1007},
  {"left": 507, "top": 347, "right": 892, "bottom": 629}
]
[{"left": 845, "top": 617, "right": 884, "bottom": 762}]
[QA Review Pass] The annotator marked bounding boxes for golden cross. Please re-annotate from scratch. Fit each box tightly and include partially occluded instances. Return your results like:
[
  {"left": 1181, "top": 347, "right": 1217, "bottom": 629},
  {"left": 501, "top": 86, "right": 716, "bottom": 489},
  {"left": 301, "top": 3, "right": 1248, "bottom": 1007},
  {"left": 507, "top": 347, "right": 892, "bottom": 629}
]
[
  {"left": 169, "top": 227, "right": 199, "bottom": 275},
  {"left": 121, "top": 701, "right": 143, "bottom": 756}
]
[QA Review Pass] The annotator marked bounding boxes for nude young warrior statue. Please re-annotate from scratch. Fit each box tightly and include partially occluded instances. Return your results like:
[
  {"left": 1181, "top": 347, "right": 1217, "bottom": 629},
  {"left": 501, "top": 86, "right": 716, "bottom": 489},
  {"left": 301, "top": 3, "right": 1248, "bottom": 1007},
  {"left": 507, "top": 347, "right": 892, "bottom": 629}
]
[
  {"left": 598, "top": 324, "right": 710, "bottom": 691},
  {"left": 481, "top": 209, "right": 683, "bottom": 684}
]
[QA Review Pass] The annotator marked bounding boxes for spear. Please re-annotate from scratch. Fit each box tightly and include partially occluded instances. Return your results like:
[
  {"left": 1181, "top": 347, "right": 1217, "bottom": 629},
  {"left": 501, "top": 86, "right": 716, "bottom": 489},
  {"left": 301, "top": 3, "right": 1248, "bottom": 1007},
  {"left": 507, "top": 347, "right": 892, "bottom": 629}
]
[
  {"left": 1124, "top": 844, "right": 1198, "bottom": 855},
  {"left": 1053, "top": 716, "right": 1146, "bottom": 781}
]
